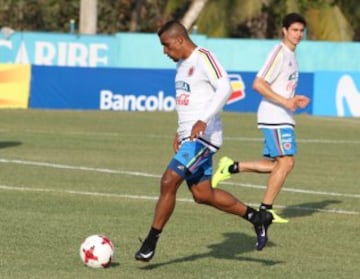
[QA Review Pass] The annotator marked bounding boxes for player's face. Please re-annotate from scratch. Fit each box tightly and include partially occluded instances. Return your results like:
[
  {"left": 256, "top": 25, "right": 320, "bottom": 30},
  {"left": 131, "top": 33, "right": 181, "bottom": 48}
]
[
  {"left": 159, "top": 32, "right": 183, "bottom": 62},
  {"left": 283, "top": 22, "right": 305, "bottom": 50}
]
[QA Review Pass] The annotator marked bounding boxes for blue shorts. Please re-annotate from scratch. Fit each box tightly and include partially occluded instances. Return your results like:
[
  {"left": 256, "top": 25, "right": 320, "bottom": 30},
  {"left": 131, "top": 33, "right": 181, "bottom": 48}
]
[
  {"left": 168, "top": 140, "right": 215, "bottom": 187},
  {"left": 261, "top": 127, "right": 297, "bottom": 158}
]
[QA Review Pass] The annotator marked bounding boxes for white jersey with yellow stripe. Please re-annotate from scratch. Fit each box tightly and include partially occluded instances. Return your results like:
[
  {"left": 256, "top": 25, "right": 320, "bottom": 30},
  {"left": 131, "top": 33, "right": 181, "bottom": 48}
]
[
  {"left": 175, "top": 47, "right": 232, "bottom": 148},
  {"left": 256, "top": 42, "right": 299, "bottom": 128}
]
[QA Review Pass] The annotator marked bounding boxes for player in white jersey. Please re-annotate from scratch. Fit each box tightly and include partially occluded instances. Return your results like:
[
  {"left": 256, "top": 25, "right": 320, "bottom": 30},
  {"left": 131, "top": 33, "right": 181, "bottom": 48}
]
[
  {"left": 213, "top": 14, "right": 310, "bottom": 230},
  {"left": 257, "top": 41, "right": 299, "bottom": 128},
  {"left": 175, "top": 46, "right": 227, "bottom": 149},
  {"left": 135, "top": 21, "right": 273, "bottom": 262}
]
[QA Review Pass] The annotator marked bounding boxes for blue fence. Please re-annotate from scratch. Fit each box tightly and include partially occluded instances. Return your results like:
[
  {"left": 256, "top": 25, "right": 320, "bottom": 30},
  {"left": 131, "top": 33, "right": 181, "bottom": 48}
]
[{"left": 2, "top": 31, "right": 360, "bottom": 71}]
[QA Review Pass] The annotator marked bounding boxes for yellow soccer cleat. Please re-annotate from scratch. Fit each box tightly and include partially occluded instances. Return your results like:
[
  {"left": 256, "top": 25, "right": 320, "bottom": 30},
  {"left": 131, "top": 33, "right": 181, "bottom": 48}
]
[
  {"left": 267, "top": 209, "right": 289, "bottom": 223},
  {"left": 212, "top": 156, "right": 234, "bottom": 188}
]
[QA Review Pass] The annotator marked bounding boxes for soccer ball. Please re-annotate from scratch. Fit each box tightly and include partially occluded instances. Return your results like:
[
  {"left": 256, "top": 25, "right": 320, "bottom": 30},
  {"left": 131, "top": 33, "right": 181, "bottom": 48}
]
[{"left": 79, "top": 234, "right": 114, "bottom": 268}]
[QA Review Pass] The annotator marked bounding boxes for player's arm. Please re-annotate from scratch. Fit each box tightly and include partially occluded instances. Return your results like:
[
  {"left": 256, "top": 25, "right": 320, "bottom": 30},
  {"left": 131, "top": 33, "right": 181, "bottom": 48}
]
[
  {"left": 200, "top": 76, "right": 232, "bottom": 123},
  {"left": 190, "top": 77, "right": 231, "bottom": 140},
  {"left": 190, "top": 50, "right": 232, "bottom": 140},
  {"left": 173, "top": 132, "right": 180, "bottom": 152},
  {"left": 253, "top": 77, "right": 299, "bottom": 111}
]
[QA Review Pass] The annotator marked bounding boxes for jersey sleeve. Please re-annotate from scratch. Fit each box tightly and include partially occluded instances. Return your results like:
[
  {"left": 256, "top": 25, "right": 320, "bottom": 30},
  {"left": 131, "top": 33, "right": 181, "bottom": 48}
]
[
  {"left": 257, "top": 44, "right": 284, "bottom": 84},
  {"left": 197, "top": 48, "right": 231, "bottom": 123}
]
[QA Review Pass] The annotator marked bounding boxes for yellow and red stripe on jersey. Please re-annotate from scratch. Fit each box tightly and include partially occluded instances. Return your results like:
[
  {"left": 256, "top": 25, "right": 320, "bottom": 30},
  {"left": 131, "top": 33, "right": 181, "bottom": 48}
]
[
  {"left": 198, "top": 48, "right": 223, "bottom": 79},
  {"left": 260, "top": 44, "right": 283, "bottom": 81}
]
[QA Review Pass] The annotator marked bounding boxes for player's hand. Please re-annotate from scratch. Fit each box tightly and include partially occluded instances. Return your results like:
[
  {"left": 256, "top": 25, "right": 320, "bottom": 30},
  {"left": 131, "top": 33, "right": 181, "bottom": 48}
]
[
  {"left": 284, "top": 95, "right": 310, "bottom": 111},
  {"left": 190, "top": 120, "right": 207, "bottom": 141},
  {"left": 295, "top": 95, "right": 310, "bottom": 109}
]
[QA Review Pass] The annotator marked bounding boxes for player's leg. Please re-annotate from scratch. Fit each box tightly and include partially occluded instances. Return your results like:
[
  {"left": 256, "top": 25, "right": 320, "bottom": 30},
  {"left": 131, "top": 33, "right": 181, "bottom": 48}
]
[
  {"left": 189, "top": 149, "right": 273, "bottom": 250},
  {"left": 260, "top": 155, "right": 294, "bottom": 223},
  {"left": 259, "top": 127, "right": 297, "bottom": 223},
  {"left": 152, "top": 169, "right": 183, "bottom": 229},
  {"left": 190, "top": 180, "right": 273, "bottom": 250},
  {"left": 212, "top": 156, "right": 276, "bottom": 188},
  {"left": 239, "top": 158, "right": 276, "bottom": 173},
  {"left": 262, "top": 156, "right": 294, "bottom": 205},
  {"left": 191, "top": 180, "right": 250, "bottom": 216},
  {"left": 136, "top": 139, "right": 208, "bottom": 262},
  {"left": 135, "top": 168, "right": 183, "bottom": 262}
]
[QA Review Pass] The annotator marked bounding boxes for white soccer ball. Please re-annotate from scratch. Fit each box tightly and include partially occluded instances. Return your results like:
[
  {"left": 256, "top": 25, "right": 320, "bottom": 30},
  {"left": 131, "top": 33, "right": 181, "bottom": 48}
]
[{"left": 79, "top": 234, "right": 114, "bottom": 268}]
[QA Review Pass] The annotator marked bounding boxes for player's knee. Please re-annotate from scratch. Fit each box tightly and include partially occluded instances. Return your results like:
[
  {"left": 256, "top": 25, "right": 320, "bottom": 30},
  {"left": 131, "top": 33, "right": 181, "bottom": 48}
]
[
  {"left": 160, "top": 172, "right": 179, "bottom": 194},
  {"left": 160, "top": 175, "right": 171, "bottom": 187},
  {"left": 288, "top": 157, "right": 295, "bottom": 170},
  {"left": 279, "top": 156, "right": 295, "bottom": 171},
  {"left": 192, "top": 191, "right": 211, "bottom": 205}
]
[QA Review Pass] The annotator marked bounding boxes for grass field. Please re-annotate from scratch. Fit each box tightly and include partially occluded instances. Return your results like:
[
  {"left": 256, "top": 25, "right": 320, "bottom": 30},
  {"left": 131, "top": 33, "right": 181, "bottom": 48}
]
[{"left": 0, "top": 109, "right": 359, "bottom": 279}]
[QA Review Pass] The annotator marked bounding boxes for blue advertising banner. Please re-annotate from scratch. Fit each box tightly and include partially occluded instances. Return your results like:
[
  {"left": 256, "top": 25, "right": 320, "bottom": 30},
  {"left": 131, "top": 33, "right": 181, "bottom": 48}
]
[
  {"left": 30, "top": 66, "right": 176, "bottom": 110},
  {"left": 225, "top": 72, "right": 313, "bottom": 114},
  {"left": 29, "top": 66, "right": 314, "bottom": 113},
  {"left": 313, "top": 72, "right": 360, "bottom": 117}
]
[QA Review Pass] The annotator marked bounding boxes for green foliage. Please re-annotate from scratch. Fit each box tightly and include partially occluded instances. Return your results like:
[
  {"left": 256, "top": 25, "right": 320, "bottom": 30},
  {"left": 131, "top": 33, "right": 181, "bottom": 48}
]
[
  {"left": 335, "top": 0, "right": 360, "bottom": 40},
  {"left": 196, "top": 0, "right": 230, "bottom": 37},
  {"left": 163, "top": 0, "right": 190, "bottom": 20},
  {"left": 228, "top": 0, "right": 263, "bottom": 38},
  {"left": 0, "top": 0, "right": 79, "bottom": 32},
  {"left": 0, "top": 0, "right": 359, "bottom": 40},
  {"left": 306, "top": 5, "right": 354, "bottom": 41}
]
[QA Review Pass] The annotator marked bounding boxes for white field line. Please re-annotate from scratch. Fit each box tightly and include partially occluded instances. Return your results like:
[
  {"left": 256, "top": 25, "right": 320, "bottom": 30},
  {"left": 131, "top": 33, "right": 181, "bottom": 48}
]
[
  {"left": 0, "top": 158, "right": 359, "bottom": 199},
  {"left": 0, "top": 184, "right": 358, "bottom": 216},
  {"left": 2, "top": 127, "right": 360, "bottom": 144},
  {"left": 223, "top": 136, "right": 360, "bottom": 144},
  {"left": 221, "top": 181, "right": 360, "bottom": 199},
  {"left": 0, "top": 158, "right": 359, "bottom": 216}
]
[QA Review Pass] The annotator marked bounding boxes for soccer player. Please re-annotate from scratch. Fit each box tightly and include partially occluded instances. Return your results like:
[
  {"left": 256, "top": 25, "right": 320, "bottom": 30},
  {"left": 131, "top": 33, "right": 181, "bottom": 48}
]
[
  {"left": 135, "top": 20, "right": 273, "bottom": 262},
  {"left": 212, "top": 13, "right": 310, "bottom": 224}
]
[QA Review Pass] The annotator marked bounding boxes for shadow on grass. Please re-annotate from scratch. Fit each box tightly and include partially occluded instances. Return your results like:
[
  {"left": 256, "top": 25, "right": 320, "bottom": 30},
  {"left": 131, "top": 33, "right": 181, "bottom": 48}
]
[
  {"left": 139, "top": 232, "right": 282, "bottom": 270},
  {"left": 108, "top": 262, "right": 121, "bottom": 268},
  {"left": 280, "top": 199, "right": 342, "bottom": 219},
  {"left": 0, "top": 141, "right": 22, "bottom": 149}
]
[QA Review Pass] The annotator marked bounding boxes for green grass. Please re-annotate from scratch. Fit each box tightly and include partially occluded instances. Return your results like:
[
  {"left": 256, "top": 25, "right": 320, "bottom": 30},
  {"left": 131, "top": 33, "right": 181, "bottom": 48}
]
[{"left": 0, "top": 110, "right": 359, "bottom": 279}]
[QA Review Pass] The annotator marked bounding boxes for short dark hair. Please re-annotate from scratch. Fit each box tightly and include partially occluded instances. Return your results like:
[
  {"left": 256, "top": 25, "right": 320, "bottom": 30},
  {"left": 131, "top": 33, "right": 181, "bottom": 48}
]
[
  {"left": 157, "top": 20, "right": 188, "bottom": 38},
  {"left": 282, "top": 13, "right": 306, "bottom": 29}
]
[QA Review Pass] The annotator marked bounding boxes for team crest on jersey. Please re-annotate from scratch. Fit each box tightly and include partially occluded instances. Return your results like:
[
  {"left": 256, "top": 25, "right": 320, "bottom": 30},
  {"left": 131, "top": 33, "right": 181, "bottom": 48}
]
[
  {"left": 188, "top": 66, "right": 195, "bottom": 77},
  {"left": 283, "top": 142, "right": 292, "bottom": 150}
]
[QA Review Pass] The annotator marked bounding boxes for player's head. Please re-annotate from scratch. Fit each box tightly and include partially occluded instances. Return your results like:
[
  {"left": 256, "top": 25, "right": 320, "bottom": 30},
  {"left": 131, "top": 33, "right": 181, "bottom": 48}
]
[
  {"left": 282, "top": 13, "right": 306, "bottom": 29},
  {"left": 158, "top": 20, "right": 193, "bottom": 62},
  {"left": 281, "top": 13, "right": 306, "bottom": 49}
]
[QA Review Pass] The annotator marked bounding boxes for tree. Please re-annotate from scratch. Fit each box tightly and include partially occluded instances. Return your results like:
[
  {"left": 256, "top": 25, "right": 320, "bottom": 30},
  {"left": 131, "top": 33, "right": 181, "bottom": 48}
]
[
  {"left": 181, "top": 0, "right": 208, "bottom": 30},
  {"left": 0, "top": 0, "right": 79, "bottom": 32},
  {"left": 335, "top": 0, "right": 360, "bottom": 40},
  {"left": 0, "top": 0, "right": 358, "bottom": 41},
  {"left": 193, "top": 0, "right": 355, "bottom": 41},
  {"left": 79, "top": 0, "right": 97, "bottom": 34}
]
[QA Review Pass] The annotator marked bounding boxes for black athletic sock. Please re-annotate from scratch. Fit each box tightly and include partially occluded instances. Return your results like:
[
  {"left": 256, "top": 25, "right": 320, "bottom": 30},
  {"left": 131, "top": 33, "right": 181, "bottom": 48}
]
[
  {"left": 259, "top": 203, "right": 272, "bottom": 211},
  {"left": 146, "top": 227, "right": 162, "bottom": 243},
  {"left": 243, "top": 206, "right": 261, "bottom": 226},
  {"left": 229, "top": 162, "right": 239, "bottom": 173}
]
